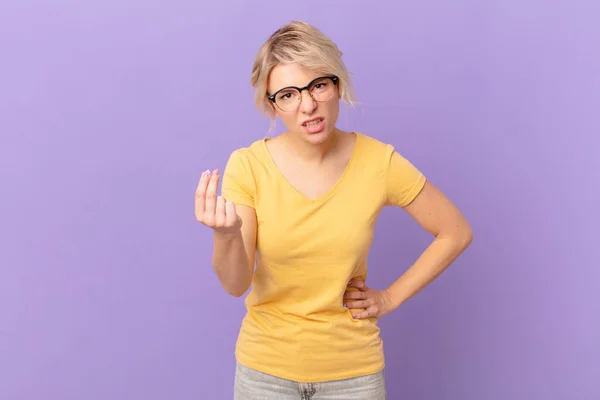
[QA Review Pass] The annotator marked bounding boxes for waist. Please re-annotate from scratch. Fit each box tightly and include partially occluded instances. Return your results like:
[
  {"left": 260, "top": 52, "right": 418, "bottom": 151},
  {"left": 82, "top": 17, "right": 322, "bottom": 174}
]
[{"left": 235, "top": 307, "right": 384, "bottom": 382}]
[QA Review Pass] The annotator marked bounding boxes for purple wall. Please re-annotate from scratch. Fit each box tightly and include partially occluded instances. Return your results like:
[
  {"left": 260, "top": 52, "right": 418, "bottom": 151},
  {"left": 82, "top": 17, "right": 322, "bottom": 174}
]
[{"left": 1, "top": 1, "right": 599, "bottom": 399}]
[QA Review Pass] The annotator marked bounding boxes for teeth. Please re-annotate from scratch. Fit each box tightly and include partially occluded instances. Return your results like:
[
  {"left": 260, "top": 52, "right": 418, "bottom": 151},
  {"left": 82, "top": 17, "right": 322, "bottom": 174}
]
[{"left": 305, "top": 119, "right": 322, "bottom": 127}]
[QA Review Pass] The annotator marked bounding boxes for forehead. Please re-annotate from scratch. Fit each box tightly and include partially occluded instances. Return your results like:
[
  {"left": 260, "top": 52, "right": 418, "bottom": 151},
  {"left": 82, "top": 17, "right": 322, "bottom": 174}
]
[{"left": 268, "top": 63, "right": 322, "bottom": 93}]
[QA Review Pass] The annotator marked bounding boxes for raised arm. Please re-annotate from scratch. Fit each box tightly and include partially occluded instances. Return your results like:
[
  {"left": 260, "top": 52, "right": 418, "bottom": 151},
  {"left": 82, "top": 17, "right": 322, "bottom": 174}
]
[{"left": 195, "top": 169, "right": 257, "bottom": 297}]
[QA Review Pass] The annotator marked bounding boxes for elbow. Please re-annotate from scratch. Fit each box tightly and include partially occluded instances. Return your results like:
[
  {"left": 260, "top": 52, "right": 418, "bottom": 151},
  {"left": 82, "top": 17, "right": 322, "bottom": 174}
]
[
  {"left": 226, "top": 287, "right": 247, "bottom": 298},
  {"left": 459, "top": 225, "right": 474, "bottom": 249},
  {"left": 222, "top": 281, "right": 250, "bottom": 298},
  {"left": 212, "top": 261, "right": 252, "bottom": 298},
  {"left": 440, "top": 225, "right": 473, "bottom": 250}
]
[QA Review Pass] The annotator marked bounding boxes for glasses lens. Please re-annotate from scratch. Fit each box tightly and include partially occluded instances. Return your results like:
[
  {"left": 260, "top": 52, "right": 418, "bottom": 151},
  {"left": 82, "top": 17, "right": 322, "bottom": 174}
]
[
  {"left": 273, "top": 77, "right": 336, "bottom": 112},
  {"left": 309, "top": 77, "right": 335, "bottom": 102},
  {"left": 274, "top": 89, "right": 301, "bottom": 112}
]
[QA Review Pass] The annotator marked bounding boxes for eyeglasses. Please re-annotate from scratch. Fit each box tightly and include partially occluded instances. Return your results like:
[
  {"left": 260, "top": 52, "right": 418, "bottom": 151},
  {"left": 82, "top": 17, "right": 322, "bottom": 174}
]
[{"left": 267, "top": 75, "right": 339, "bottom": 112}]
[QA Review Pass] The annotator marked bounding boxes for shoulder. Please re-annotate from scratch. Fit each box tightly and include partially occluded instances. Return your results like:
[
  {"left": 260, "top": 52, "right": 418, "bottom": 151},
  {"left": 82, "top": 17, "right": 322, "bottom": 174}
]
[
  {"left": 227, "top": 138, "right": 262, "bottom": 158},
  {"left": 223, "top": 138, "right": 273, "bottom": 188},
  {"left": 357, "top": 133, "right": 426, "bottom": 207},
  {"left": 226, "top": 139, "right": 267, "bottom": 168},
  {"left": 356, "top": 131, "right": 396, "bottom": 150},
  {"left": 354, "top": 132, "right": 424, "bottom": 182},
  {"left": 221, "top": 140, "right": 266, "bottom": 200},
  {"left": 354, "top": 132, "right": 402, "bottom": 164}
]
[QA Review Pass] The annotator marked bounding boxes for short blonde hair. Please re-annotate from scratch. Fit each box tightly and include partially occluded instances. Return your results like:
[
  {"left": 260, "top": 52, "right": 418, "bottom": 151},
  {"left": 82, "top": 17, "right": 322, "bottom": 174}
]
[{"left": 250, "top": 20, "right": 356, "bottom": 119}]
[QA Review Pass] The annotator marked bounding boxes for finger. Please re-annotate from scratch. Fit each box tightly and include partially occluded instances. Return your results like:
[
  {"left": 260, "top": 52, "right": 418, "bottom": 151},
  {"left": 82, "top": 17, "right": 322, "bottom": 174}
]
[
  {"left": 215, "top": 196, "right": 226, "bottom": 226},
  {"left": 195, "top": 170, "right": 211, "bottom": 220},
  {"left": 196, "top": 169, "right": 211, "bottom": 194},
  {"left": 204, "top": 169, "right": 220, "bottom": 223},
  {"left": 352, "top": 307, "right": 375, "bottom": 319},
  {"left": 343, "top": 291, "right": 367, "bottom": 300},
  {"left": 345, "top": 298, "right": 374, "bottom": 309},
  {"left": 348, "top": 280, "right": 367, "bottom": 290},
  {"left": 224, "top": 199, "right": 238, "bottom": 226}
]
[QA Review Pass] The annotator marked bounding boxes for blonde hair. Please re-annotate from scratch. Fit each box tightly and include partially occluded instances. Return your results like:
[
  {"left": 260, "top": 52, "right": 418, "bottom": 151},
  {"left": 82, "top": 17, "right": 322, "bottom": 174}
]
[{"left": 250, "top": 20, "right": 356, "bottom": 119}]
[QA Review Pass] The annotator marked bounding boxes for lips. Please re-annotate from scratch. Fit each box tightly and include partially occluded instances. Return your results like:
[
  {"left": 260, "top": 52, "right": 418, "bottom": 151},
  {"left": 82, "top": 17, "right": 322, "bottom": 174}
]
[
  {"left": 302, "top": 117, "right": 324, "bottom": 127},
  {"left": 301, "top": 117, "right": 326, "bottom": 134}
]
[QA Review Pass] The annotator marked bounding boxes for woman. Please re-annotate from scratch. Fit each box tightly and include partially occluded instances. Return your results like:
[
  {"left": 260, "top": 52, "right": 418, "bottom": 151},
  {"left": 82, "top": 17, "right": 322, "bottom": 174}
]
[{"left": 195, "top": 21, "right": 473, "bottom": 400}]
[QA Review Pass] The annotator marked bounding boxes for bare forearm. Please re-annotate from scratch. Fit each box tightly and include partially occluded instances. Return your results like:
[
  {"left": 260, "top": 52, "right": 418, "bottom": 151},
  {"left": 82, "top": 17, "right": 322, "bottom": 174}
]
[
  {"left": 386, "top": 233, "right": 472, "bottom": 308},
  {"left": 212, "top": 231, "right": 252, "bottom": 297}
]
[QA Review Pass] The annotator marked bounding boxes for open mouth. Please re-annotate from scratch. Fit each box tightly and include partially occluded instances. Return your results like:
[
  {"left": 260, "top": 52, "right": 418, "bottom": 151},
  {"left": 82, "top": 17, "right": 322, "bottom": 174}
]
[{"left": 303, "top": 118, "right": 324, "bottom": 127}]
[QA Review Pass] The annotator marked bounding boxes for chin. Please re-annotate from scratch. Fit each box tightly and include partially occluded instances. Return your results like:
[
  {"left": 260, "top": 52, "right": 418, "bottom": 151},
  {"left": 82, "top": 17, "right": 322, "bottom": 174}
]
[
  {"left": 301, "top": 126, "right": 335, "bottom": 145},
  {"left": 305, "top": 131, "right": 330, "bottom": 144}
]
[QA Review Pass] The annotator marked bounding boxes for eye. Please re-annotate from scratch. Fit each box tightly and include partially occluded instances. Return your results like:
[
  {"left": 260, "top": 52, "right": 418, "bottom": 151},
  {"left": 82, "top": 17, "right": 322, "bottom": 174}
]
[
  {"left": 312, "top": 80, "right": 329, "bottom": 91},
  {"left": 277, "top": 90, "right": 299, "bottom": 101}
]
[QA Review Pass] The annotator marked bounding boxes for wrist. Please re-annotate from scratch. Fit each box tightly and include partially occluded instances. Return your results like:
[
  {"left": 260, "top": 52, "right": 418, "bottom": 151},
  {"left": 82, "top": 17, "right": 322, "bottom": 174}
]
[
  {"left": 213, "top": 228, "right": 242, "bottom": 242},
  {"left": 384, "top": 284, "right": 407, "bottom": 310}
]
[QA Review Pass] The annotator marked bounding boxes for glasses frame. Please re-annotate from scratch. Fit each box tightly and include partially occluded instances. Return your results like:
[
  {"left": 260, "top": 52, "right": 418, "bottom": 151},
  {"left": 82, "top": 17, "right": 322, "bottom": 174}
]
[{"left": 267, "top": 75, "right": 339, "bottom": 112}]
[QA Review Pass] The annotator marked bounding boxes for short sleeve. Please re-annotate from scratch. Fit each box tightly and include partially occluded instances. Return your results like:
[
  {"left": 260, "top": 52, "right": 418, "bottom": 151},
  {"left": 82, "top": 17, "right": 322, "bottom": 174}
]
[
  {"left": 221, "top": 149, "right": 256, "bottom": 209},
  {"left": 384, "top": 145, "right": 427, "bottom": 207}
]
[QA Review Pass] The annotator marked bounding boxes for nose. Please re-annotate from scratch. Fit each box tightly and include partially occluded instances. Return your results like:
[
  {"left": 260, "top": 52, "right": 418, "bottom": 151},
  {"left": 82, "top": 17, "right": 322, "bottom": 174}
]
[{"left": 298, "top": 90, "right": 317, "bottom": 113}]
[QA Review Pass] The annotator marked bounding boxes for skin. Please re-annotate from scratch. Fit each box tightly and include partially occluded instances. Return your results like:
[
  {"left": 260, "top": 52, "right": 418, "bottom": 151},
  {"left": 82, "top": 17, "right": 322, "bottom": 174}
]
[{"left": 195, "top": 62, "right": 473, "bottom": 318}]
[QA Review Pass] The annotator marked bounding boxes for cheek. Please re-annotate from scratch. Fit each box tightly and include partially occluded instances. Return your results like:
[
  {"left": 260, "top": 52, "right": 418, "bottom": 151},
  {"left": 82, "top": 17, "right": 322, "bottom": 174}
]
[
  {"left": 279, "top": 113, "right": 296, "bottom": 126},
  {"left": 325, "top": 100, "right": 340, "bottom": 120}
]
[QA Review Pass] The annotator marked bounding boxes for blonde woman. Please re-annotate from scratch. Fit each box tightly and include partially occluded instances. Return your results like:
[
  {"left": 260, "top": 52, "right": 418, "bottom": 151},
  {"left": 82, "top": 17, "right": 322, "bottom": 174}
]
[{"left": 195, "top": 21, "right": 473, "bottom": 400}]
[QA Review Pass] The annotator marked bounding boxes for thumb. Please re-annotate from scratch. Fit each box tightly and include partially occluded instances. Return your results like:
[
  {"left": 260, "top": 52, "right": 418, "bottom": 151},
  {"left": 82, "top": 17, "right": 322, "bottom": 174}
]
[{"left": 224, "top": 199, "right": 240, "bottom": 225}]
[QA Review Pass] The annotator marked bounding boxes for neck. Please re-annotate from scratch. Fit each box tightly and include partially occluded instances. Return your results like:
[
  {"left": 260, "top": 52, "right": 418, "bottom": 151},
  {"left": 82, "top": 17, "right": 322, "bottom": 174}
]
[{"left": 283, "top": 128, "right": 341, "bottom": 163}]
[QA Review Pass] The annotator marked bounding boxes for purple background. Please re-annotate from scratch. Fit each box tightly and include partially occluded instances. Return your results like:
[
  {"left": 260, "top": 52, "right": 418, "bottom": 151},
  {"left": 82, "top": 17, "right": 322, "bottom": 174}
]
[{"left": 1, "top": 1, "right": 599, "bottom": 399}]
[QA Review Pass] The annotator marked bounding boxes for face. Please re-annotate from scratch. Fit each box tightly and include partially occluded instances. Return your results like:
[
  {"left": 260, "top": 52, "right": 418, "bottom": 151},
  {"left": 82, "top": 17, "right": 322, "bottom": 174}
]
[{"left": 267, "top": 63, "right": 340, "bottom": 145}]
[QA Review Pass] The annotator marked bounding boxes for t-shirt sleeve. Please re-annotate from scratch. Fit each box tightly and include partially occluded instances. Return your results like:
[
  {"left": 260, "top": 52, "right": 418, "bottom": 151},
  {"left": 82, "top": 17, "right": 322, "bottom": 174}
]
[
  {"left": 384, "top": 144, "right": 427, "bottom": 207},
  {"left": 221, "top": 149, "right": 256, "bottom": 209}
]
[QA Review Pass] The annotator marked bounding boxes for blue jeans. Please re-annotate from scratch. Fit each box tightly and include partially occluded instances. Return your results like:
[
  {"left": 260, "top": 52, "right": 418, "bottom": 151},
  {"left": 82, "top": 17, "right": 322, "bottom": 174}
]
[{"left": 234, "top": 362, "right": 386, "bottom": 399}]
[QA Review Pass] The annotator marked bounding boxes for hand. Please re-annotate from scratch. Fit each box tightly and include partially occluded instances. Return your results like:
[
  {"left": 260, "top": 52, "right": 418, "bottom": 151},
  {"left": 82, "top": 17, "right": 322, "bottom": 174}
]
[
  {"left": 344, "top": 280, "right": 395, "bottom": 319},
  {"left": 195, "top": 169, "right": 242, "bottom": 234}
]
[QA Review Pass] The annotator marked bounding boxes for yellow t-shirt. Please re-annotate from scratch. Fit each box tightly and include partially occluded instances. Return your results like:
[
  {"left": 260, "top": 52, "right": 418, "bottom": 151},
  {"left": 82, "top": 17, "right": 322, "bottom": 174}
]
[{"left": 221, "top": 132, "right": 426, "bottom": 383}]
